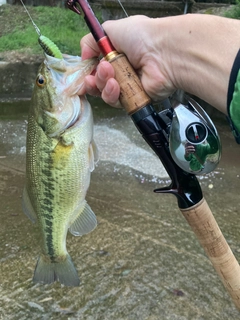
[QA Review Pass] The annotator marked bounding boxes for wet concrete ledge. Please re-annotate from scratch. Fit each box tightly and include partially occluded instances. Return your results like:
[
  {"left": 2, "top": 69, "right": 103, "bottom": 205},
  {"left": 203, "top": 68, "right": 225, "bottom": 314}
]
[
  {"left": 0, "top": 56, "right": 225, "bottom": 121},
  {"left": 0, "top": 55, "right": 42, "bottom": 103}
]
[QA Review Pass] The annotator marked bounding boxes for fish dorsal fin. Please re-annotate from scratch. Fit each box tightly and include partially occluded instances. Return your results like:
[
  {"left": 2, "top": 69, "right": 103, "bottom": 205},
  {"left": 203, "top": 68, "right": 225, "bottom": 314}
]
[
  {"left": 89, "top": 139, "right": 99, "bottom": 172},
  {"left": 22, "top": 187, "right": 37, "bottom": 223},
  {"left": 69, "top": 201, "right": 97, "bottom": 236}
]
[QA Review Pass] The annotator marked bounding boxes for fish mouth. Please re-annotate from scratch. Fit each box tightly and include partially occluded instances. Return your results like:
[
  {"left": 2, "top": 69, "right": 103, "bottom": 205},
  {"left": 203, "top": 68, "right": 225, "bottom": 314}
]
[
  {"left": 64, "top": 97, "right": 81, "bottom": 129},
  {"left": 42, "top": 54, "right": 97, "bottom": 138},
  {"left": 46, "top": 95, "right": 81, "bottom": 138}
]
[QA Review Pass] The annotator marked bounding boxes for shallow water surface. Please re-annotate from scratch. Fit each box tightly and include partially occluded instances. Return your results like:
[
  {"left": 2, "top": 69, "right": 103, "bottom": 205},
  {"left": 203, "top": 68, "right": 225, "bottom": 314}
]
[{"left": 0, "top": 99, "right": 239, "bottom": 319}]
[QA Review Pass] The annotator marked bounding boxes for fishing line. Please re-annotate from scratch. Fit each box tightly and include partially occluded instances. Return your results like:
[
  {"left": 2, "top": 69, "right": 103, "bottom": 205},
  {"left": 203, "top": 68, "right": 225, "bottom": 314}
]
[
  {"left": 19, "top": 0, "right": 63, "bottom": 58},
  {"left": 116, "top": 0, "right": 128, "bottom": 17},
  {"left": 19, "top": 0, "right": 41, "bottom": 36}
]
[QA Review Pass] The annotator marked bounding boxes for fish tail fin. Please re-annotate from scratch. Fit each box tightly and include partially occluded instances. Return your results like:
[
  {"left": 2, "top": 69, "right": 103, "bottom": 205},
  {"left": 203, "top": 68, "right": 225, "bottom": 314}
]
[{"left": 33, "top": 254, "right": 80, "bottom": 287}]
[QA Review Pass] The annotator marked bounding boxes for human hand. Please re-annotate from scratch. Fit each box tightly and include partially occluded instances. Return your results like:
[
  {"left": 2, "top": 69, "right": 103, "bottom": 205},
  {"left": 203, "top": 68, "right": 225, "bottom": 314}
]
[
  {"left": 185, "top": 143, "right": 195, "bottom": 157},
  {"left": 79, "top": 15, "right": 176, "bottom": 107}
]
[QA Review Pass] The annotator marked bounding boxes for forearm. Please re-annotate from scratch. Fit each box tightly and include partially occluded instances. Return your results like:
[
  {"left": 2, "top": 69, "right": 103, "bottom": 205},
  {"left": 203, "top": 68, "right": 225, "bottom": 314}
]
[{"left": 154, "top": 14, "right": 240, "bottom": 113}]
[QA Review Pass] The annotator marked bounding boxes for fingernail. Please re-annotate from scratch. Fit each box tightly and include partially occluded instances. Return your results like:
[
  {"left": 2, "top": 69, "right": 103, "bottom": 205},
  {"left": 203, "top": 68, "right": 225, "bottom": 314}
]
[
  {"left": 105, "top": 81, "right": 113, "bottom": 95},
  {"left": 112, "top": 100, "right": 122, "bottom": 109},
  {"left": 98, "top": 65, "right": 107, "bottom": 81}
]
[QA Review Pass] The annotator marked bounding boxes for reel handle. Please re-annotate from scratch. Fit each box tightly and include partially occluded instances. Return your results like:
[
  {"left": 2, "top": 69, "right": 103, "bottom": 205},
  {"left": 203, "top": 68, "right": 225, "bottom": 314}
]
[{"left": 181, "top": 198, "right": 240, "bottom": 309}]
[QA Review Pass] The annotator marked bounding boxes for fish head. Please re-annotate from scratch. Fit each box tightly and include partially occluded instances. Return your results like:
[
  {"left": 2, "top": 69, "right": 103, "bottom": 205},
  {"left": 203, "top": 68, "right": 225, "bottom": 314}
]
[{"left": 32, "top": 53, "right": 98, "bottom": 137}]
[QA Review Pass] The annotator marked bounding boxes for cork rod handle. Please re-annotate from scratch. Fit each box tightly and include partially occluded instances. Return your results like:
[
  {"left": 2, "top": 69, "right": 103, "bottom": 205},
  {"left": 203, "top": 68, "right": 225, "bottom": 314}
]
[
  {"left": 181, "top": 198, "right": 240, "bottom": 309},
  {"left": 107, "top": 53, "right": 151, "bottom": 115}
]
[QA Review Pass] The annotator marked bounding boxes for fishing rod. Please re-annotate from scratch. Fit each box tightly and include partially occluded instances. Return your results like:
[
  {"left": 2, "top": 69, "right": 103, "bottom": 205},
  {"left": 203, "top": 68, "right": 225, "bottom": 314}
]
[{"left": 66, "top": 0, "right": 240, "bottom": 309}]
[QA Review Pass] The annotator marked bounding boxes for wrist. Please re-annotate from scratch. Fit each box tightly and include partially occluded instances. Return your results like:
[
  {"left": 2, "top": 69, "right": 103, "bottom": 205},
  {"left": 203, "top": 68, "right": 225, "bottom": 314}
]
[{"left": 155, "top": 14, "right": 240, "bottom": 113}]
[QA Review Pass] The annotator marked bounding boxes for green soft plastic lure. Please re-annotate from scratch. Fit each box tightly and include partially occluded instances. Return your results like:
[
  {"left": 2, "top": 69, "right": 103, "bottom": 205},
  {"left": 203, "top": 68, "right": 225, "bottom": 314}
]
[
  {"left": 20, "top": 0, "right": 63, "bottom": 59},
  {"left": 38, "top": 35, "right": 63, "bottom": 59}
]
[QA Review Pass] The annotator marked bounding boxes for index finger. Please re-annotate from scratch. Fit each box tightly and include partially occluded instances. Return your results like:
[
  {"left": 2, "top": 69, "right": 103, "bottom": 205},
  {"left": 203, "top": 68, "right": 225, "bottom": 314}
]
[{"left": 80, "top": 33, "right": 101, "bottom": 60}]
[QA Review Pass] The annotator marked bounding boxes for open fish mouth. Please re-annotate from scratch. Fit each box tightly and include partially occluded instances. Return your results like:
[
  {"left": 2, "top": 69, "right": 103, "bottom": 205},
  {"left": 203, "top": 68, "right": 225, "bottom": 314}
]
[
  {"left": 45, "top": 54, "right": 98, "bottom": 95},
  {"left": 42, "top": 54, "right": 98, "bottom": 138},
  {"left": 45, "top": 95, "right": 81, "bottom": 138}
]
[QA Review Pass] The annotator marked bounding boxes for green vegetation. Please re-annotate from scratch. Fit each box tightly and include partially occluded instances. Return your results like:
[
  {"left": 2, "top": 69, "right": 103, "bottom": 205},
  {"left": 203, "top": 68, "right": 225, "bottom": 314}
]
[
  {"left": 1, "top": 2, "right": 238, "bottom": 56},
  {"left": 0, "top": 4, "right": 103, "bottom": 55},
  {"left": 224, "top": 1, "right": 240, "bottom": 19}
]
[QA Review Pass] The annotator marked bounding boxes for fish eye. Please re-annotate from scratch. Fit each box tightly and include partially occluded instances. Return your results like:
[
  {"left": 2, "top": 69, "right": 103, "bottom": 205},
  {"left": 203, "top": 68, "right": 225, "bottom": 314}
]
[{"left": 36, "top": 74, "right": 46, "bottom": 88}]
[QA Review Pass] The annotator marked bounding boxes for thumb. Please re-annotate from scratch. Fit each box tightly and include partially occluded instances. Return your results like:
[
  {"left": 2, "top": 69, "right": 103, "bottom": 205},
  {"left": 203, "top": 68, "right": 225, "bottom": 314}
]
[{"left": 80, "top": 33, "right": 101, "bottom": 60}]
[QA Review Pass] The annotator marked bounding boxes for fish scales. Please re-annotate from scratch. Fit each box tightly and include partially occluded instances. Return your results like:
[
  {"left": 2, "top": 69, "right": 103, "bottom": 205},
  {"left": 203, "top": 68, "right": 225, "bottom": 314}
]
[
  {"left": 27, "top": 101, "right": 92, "bottom": 257},
  {"left": 23, "top": 53, "right": 98, "bottom": 286}
]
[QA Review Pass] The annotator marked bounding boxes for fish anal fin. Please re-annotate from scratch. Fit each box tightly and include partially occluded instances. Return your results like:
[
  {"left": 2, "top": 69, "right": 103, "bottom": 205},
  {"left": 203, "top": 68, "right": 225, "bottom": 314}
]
[
  {"left": 22, "top": 187, "right": 37, "bottom": 223},
  {"left": 69, "top": 202, "right": 97, "bottom": 236},
  {"left": 33, "top": 254, "right": 80, "bottom": 287}
]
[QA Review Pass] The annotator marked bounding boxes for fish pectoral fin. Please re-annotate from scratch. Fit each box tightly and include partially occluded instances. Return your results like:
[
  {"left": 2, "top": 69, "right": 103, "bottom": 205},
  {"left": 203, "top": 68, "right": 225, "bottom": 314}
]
[
  {"left": 92, "top": 139, "right": 99, "bottom": 163},
  {"left": 89, "top": 139, "right": 99, "bottom": 172},
  {"left": 22, "top": 187, "right": 37, "bottom": 223},
  {"left": 69, "top": 201, "right": 97, "bottom": 236}
]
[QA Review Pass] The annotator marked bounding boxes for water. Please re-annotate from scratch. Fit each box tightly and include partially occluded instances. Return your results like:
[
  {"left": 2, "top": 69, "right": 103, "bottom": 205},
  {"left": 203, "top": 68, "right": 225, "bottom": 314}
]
[{"left": 0, "top": 98, "right": 240, "bottom": 319}]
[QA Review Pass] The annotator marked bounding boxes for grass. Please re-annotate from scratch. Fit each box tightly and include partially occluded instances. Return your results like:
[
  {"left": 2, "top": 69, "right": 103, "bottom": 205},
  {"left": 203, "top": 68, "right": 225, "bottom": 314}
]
[
  {"left": 0, "top": 3, "right": 238, "bottom": 56},
  {"left": 224, "top": 1, "right": 240, "bottom": 19},
  {"left": 0, "top": 4, "right": 103, "bottom": 55}
]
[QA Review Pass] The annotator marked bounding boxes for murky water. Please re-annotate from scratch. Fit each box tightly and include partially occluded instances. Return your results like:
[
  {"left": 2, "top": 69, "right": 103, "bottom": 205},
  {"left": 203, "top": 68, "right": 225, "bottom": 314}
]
[{"left": 0, "top": 98, "right": 239, "bottom": 319}]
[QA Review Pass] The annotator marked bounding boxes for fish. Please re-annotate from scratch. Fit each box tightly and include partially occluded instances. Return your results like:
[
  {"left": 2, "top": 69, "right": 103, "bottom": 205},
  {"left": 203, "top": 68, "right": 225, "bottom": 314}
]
[{"left": 22, "top": 46, "right": 99, "bottom": 286}]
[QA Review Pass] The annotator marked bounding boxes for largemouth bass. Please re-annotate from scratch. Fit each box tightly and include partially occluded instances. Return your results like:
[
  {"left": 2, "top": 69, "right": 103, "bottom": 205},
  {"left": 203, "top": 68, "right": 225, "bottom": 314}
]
[{"left": 22, "top": 52, "right": 98, "bottom": 286}]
